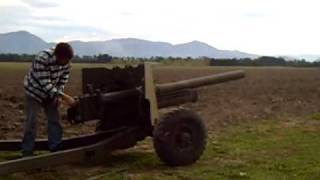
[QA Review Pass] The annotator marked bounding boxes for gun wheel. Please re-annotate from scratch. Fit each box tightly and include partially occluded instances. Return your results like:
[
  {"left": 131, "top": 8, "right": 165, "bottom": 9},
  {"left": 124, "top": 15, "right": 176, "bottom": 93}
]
[{"left": 153, "top": 109, "right": 207, "bottom": 166}]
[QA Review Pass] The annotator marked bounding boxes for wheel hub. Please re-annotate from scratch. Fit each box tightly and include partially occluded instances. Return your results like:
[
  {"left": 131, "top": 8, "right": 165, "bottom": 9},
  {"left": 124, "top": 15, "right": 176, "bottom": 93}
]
[{"left": 175, "top": 126, "right": 193, "bottom": 150}]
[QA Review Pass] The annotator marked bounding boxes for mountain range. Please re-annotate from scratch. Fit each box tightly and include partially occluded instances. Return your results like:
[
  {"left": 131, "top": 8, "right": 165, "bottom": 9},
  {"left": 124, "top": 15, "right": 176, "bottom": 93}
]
[{"left": 0, "top": 31, "right": 257, "bottom": 59}]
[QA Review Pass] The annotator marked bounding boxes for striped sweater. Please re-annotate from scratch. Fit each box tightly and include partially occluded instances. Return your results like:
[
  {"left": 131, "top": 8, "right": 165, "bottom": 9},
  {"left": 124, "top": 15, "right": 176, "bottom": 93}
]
[{"left": 24, "top": 48, "right": 71, "bottom": 103}]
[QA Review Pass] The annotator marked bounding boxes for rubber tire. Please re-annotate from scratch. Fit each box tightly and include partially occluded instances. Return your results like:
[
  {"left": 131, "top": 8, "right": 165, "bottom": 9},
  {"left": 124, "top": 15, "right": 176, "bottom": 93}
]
[{"left": 153, "top": 109, "right": 207, "bottom": 166}]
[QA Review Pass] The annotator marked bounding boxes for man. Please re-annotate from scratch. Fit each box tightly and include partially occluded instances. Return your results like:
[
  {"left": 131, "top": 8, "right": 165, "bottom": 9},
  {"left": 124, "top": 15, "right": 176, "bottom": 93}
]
[{"left": 22, "top": 42, "right": 75, "bottom": 157}]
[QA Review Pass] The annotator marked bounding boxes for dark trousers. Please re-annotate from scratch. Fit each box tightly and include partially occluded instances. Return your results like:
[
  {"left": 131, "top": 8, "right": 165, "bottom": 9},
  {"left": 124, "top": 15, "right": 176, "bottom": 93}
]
[{"left": 22, "top": 95, "right": 62, "bottom": 155}]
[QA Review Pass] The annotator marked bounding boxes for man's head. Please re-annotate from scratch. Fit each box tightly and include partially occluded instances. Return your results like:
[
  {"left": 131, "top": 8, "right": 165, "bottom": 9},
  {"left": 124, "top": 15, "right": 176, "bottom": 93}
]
[{"left": 54, "top": 42, "right": 74, "bottom": 65}]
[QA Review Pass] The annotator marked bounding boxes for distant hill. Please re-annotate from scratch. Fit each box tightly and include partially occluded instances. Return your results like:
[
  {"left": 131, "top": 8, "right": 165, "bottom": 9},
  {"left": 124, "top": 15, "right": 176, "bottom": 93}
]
[
  {"left": 0, "top": 31, "right": 257, "bottom": 58},
  {"left": 0, "top": 31, "right": 51, "bottom": 54}
]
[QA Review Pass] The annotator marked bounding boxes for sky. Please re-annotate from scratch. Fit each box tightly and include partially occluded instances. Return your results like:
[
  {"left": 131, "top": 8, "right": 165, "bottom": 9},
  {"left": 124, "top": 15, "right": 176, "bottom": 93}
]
[{"left": 1, "top": 0, "right": 320, "bottom": 56}]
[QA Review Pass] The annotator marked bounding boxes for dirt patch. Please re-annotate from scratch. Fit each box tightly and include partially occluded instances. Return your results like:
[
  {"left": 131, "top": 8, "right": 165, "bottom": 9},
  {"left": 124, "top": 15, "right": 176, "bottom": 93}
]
[
  {"left": 1, "top": 64, "right": 320, "bottom": 179},
  {"left": 1, "top": 65, "right": 320, "bottom": 138}
]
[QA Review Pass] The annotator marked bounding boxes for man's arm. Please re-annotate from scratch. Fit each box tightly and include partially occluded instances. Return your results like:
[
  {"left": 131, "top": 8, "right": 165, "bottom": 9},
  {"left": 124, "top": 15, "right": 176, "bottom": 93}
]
[
  {"left": 56, "top": 64, "right": 71, "bottom": 96},
  {"left": 56, "top": 65, "right": 76, "bottom": 106}
]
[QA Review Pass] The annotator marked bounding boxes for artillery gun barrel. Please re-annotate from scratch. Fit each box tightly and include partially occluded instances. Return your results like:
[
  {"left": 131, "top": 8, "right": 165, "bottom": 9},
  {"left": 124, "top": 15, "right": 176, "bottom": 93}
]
[
  {"left": 96, "top": 70, "right": 245, "bottom": 105},
  {"left": 68, "top": 70, "right": 245, "bottom": 123},
  {"left": 156, "top": 70, "right": 245, "bottom": 94}
]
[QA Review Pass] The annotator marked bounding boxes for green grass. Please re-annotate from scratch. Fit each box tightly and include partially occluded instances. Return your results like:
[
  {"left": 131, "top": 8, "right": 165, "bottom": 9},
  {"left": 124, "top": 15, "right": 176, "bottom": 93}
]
[
  {"left": 83, "top": 118, "right": 320, "bottom": 180},
  {"left": 1, "top": 118, "right": 320, "bottom": 179},
  {"left": 309, "top": 112, "right": 320, "bottom": 121},
  {"left": 205, "top": 120, "right": 320, "bottom": 179},
  {"left": 100, "top": 119, "right": 320, "bottom": 179}
]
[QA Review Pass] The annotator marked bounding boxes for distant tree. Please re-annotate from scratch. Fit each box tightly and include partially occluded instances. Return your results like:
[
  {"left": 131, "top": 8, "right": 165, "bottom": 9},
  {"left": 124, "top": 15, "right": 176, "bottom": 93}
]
[
  {"left": 97, "top": 54, "right": 113, "bottom": 62},
  {"left": 154, "top": 56, "right": 164, "bottom": 62},
  {"left": 0, "top": 53, "right": 35, "bottom": 62},
  {"left": 254, "top": 56, "right": 286, "bottom": 66}
]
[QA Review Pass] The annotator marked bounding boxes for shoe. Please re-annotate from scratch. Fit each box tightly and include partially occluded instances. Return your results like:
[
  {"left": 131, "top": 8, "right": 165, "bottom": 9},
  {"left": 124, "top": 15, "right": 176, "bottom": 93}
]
[
  {"left": 22, "top": 151, "right": 34, "bottom": 158},
  {"left": 50, "top": 144, "right": 63, "bottom": 152}
]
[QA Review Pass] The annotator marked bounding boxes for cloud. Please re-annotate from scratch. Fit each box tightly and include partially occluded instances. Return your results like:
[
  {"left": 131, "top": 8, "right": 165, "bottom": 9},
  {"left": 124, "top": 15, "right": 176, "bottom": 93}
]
[
  {"left": 21, "top": 0, "right": 59, "bottom": 8},
  {"left": 242, "top": 12, "right": 267, "bottom": 18},
  {"left": 0, "top": 5, "right": 32, "bottom": 30},
  {"left": 35, "top": 25, "right": 118, "bottom": 42},
  {"left": 121, "top": 12, "right": 134, "bottom": 16},
  {"left": 0, "top": 4, "right": 117, "bottom": 42},
  {"left": 2, "top": 0, "right": 320, "bottom": 55},
  {"left": 0, "top": 5, "right": 63, "bottom": 27}
]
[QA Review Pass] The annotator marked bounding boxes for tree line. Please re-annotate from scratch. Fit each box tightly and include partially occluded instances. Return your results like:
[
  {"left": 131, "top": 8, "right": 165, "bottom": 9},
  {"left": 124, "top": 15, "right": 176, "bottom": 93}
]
[
  {"left": 0, "top": 53, "right": 319, "bottom": 67},
  {"left": 0, "top": 53, "right": 113, "bottom": 63},
  {"left": 210, "top": 56, "right": 320, "bottom": 67}
]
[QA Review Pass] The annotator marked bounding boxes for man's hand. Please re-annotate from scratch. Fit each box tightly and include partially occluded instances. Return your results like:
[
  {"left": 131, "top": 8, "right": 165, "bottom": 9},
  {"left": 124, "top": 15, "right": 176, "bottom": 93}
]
[{"left": 60, "top": 93, "right": 76, "bottom": 107}]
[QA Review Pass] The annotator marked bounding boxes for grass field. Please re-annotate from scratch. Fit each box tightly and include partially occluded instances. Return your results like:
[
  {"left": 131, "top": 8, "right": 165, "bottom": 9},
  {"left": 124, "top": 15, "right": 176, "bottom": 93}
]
[
  {"left": 1, "top": 116, "right": 320, "bottom": 179},
  {"left": 0, "top": 62, "right": 320, "bottom": 179}
]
